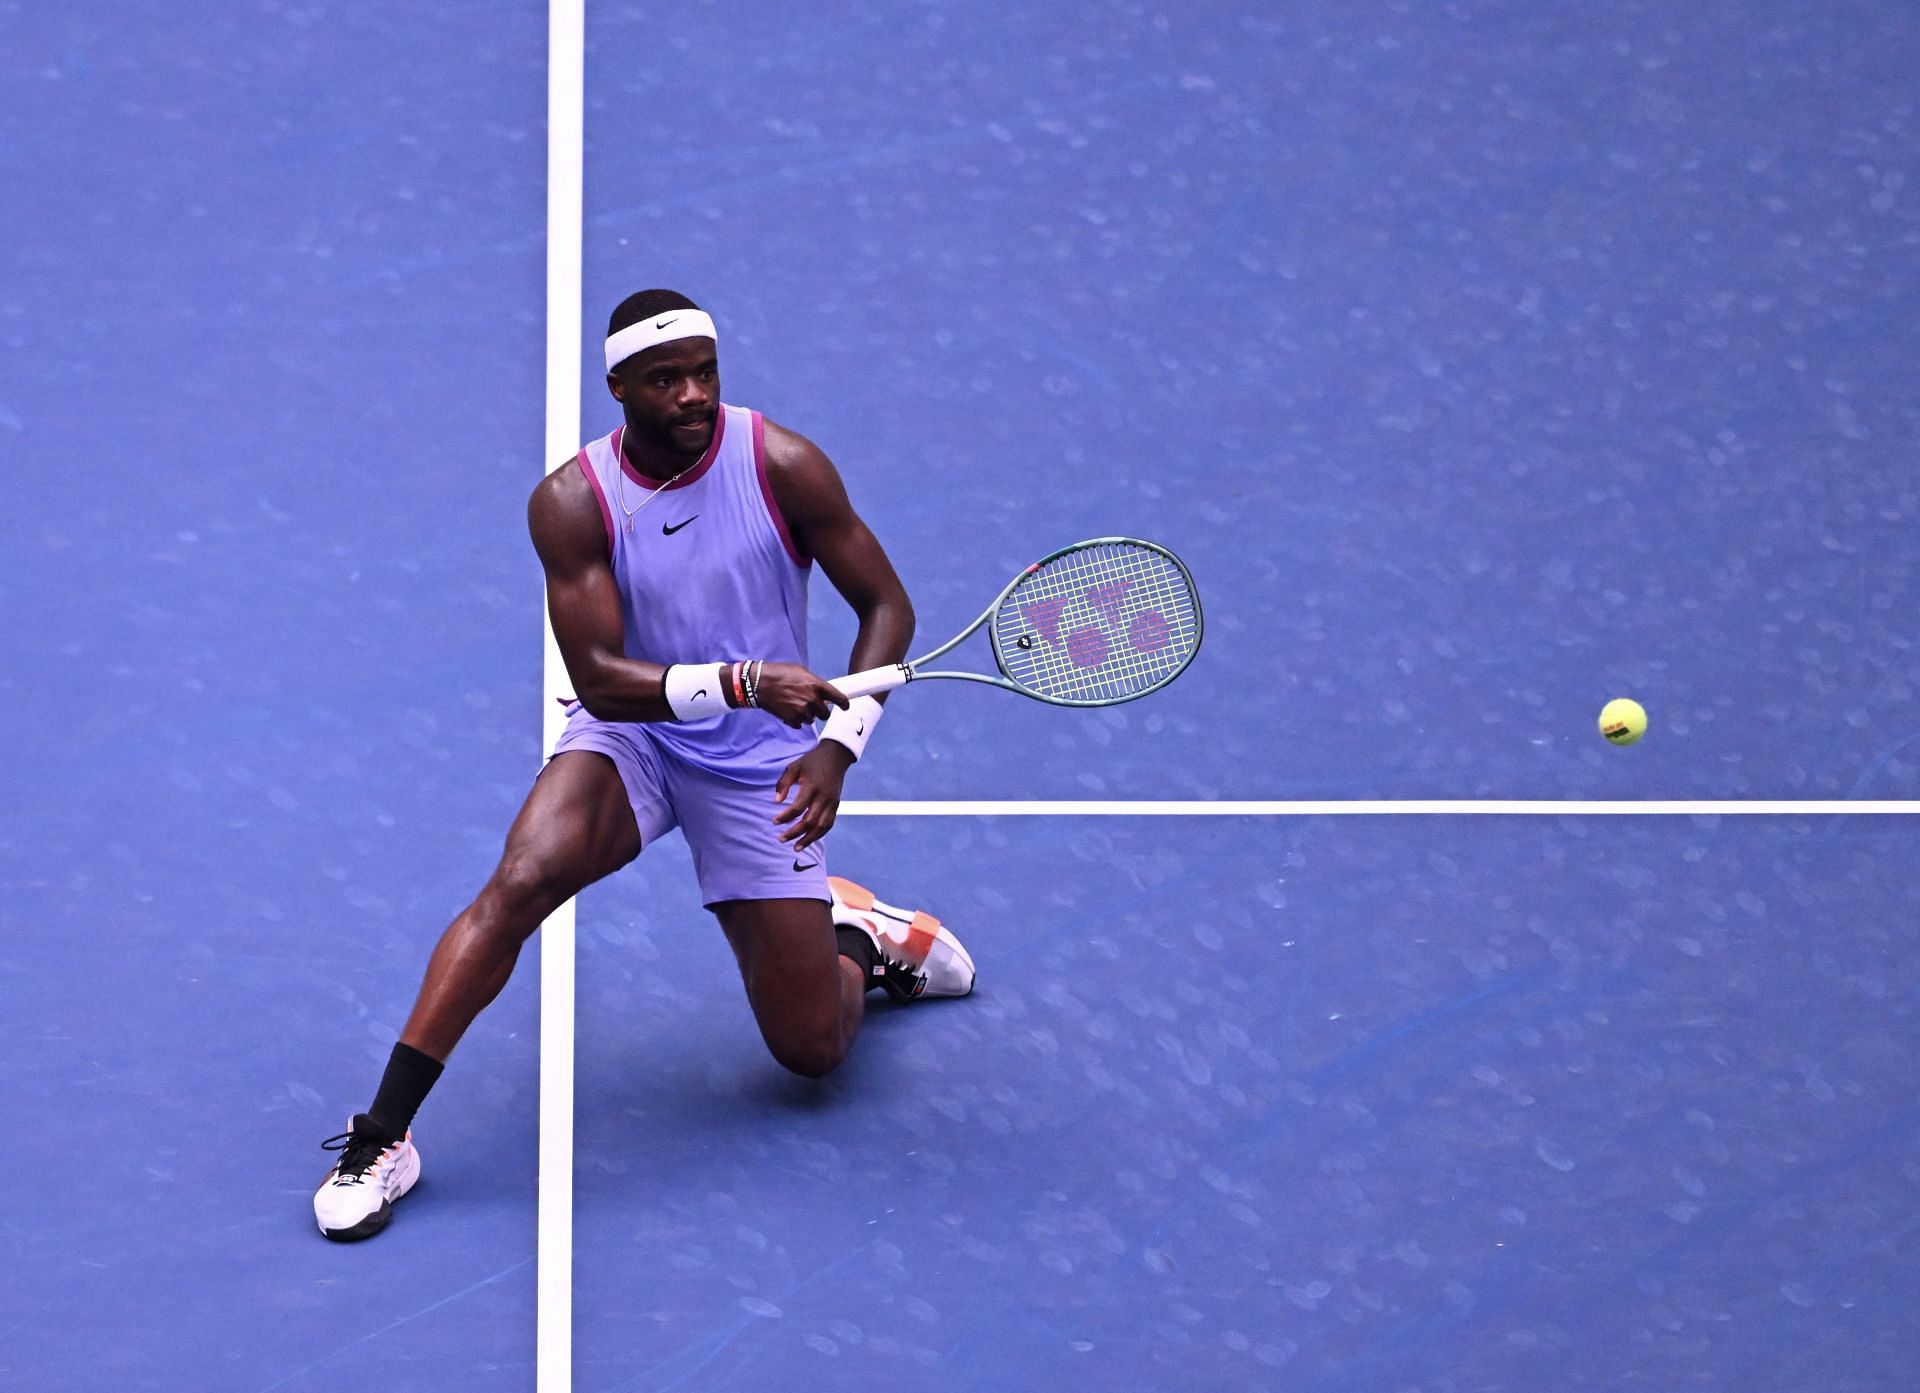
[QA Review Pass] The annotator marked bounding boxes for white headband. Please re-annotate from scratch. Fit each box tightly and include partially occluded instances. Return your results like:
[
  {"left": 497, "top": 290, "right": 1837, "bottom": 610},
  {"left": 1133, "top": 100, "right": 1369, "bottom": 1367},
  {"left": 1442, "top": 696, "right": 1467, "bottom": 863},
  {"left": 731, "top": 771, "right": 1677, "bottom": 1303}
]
[{"left": 604, "top": 309, "right": 718, "bottom": 371}]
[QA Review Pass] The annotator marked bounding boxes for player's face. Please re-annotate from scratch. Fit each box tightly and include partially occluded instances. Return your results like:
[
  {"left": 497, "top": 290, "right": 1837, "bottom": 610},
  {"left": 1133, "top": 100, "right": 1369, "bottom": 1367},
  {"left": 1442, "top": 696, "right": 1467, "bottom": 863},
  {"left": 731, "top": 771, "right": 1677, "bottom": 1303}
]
[{"left": 608, "top": 339, "right": 720, "bottom": 459}]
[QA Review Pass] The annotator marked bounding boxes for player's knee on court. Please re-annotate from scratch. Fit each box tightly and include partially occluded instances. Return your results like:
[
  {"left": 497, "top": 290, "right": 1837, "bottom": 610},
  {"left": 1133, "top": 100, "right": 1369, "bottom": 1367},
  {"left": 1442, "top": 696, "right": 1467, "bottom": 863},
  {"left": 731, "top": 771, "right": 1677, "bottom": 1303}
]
[{"left": 764, "top": 1018, "right": 849, "bottom": 1079}]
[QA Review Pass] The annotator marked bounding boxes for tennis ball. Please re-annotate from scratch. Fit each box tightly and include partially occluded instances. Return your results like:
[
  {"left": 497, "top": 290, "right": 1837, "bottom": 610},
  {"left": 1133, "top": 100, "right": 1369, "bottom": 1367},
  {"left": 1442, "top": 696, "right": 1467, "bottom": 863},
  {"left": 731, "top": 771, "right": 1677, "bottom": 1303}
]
[{"left": 1599, "top": 698, "right": 1647, "bottom": 747}]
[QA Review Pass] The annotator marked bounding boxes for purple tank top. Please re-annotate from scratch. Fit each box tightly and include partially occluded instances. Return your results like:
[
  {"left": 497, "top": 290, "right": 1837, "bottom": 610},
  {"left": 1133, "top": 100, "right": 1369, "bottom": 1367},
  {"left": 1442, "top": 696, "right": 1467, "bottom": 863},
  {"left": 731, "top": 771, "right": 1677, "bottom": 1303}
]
[{"left": 573, "top": 404, "right": 814, "bottom": 779}]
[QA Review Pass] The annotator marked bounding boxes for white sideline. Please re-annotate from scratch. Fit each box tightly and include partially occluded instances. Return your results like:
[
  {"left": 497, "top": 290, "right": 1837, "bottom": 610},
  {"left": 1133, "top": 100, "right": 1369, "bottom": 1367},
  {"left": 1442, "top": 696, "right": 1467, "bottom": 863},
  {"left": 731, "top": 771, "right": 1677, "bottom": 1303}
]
[{"left": 537, "top": 1, "right": 584, "bottom": 1391}]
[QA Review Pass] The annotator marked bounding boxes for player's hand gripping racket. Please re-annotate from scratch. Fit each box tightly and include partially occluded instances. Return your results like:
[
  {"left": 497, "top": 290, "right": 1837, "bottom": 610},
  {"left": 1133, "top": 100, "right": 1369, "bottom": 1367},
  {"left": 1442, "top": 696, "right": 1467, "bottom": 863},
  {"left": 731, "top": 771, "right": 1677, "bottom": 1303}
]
[{"left": 833, "top": 537, "right": 1202, "bottom": 706}]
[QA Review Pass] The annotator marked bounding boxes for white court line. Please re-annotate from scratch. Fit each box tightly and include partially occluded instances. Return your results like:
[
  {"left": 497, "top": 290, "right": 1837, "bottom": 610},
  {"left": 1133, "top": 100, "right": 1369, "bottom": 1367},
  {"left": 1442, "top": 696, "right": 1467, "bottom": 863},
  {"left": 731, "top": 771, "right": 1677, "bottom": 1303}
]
[
  {"left": 537, "top": 1, "right": 584, "bottom": 1391},
  {"left": 842, "top": 799, "right": 1920, "bottom": 816}
]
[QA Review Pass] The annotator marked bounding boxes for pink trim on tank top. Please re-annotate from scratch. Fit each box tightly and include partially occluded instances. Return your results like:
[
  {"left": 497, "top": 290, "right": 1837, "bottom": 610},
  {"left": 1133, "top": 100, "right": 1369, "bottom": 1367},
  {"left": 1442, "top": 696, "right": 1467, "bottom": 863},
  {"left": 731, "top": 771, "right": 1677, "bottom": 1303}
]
[
  {"left": 575, "top": 450, "right": 615, "bottom": 550},
  {"left": 614, "top": 409, "right": 726, "bottom": 492},
  {"left": 751, "top": 410, "right": 809, "bottom": 566}
]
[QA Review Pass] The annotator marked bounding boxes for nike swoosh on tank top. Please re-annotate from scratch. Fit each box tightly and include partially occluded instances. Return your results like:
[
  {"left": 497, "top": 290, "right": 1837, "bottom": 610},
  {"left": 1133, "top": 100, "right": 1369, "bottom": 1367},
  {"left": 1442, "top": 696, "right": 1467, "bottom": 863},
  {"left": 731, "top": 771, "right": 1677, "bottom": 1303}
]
[{"left": 572, "top": 404, "right": 815, "bottom": 780}]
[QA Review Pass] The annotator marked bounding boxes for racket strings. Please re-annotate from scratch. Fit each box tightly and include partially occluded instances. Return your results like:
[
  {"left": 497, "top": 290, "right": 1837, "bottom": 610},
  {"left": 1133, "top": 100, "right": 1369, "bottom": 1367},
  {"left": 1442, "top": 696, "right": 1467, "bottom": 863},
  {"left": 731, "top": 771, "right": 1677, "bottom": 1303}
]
[{"left": 993, "top": 542, "right": 1199, "bottom": 703}]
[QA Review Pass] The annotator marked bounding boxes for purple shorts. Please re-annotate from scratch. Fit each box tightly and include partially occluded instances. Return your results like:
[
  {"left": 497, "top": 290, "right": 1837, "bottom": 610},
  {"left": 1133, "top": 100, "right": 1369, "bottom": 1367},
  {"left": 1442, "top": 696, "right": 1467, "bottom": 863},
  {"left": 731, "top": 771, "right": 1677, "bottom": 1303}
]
[{"left": 550, "top": 707, "right": 829, "bottom": 907}]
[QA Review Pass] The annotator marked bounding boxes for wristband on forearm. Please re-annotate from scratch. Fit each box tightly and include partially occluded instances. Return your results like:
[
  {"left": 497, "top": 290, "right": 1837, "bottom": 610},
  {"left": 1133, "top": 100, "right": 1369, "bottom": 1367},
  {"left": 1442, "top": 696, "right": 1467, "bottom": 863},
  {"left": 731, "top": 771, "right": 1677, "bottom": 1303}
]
[
  {"left": 820, "top": 695, "right": 884, "bottom": 761},
  {"left": 662, "top": 663, "right": 731, "bottom": 721}
]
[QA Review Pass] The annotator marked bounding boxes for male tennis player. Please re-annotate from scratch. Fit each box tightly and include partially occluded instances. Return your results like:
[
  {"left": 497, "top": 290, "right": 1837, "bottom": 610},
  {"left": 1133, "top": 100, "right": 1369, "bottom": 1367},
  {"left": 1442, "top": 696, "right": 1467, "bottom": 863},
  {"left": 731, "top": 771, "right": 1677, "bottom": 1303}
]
[{"left": 313, "top": 290, "right": 975, "bottom": 1241}]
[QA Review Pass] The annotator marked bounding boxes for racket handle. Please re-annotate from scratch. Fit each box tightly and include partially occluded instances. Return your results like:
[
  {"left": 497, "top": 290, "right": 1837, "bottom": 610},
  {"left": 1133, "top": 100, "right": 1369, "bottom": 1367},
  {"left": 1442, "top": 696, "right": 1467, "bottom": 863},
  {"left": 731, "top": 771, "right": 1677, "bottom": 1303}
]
[{"left": 832, "top": 663, "right": 912, "bottom": 699}]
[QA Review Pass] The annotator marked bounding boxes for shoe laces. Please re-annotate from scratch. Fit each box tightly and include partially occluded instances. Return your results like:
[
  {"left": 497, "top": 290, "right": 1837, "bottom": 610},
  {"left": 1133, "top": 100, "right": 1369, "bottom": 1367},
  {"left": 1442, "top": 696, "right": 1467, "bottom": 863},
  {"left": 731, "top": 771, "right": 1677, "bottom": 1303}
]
[
  {"left": 875, "top": 931, "right": 928, "bottom": 982},
  {"left": 867, "top": 933, "right": 927, "bottom": 1001},
  {"left": 321, "top": 1128, "right": 392, "bottom": 1182}
]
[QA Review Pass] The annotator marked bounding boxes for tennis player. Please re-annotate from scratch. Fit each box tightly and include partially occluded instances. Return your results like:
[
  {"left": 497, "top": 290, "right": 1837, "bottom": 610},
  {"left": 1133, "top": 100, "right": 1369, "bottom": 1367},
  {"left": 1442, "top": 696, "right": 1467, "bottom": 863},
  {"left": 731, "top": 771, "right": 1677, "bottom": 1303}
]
[{"left": 313, "top": 290, "right": 975, "bottom": 1241}]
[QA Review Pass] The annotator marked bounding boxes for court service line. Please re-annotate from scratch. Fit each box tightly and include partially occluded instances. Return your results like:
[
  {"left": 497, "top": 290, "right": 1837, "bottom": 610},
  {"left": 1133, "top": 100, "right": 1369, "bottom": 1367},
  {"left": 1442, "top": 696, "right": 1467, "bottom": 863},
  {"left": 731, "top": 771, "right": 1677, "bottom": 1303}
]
[
  {"left": 538, "top": 2, "right": 584, "bottom": 1392},
  {"left": 841, "top": 799, "right": 1920, "bottom": 816}
]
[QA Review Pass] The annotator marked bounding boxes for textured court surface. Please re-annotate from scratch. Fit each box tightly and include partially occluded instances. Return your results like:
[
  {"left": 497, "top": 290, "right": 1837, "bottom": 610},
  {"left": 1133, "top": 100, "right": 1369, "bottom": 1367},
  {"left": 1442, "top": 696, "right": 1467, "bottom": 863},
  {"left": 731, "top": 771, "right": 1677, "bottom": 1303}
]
[
  {"left": 2, "top": 1, "right": 1917, "bottom": 1390},
  {"left": 573, "top": 814, "right": 1920, "bottom": 1393},
  {"left": 585, "top": 1, "right": 1920, "bottom": 803}
]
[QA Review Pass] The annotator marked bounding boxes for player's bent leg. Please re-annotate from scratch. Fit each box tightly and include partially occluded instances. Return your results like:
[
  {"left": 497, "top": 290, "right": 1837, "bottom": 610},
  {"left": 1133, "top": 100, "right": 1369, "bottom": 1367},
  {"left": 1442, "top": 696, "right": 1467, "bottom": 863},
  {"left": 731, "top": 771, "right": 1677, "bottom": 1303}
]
[
  {"left": 399, "top": 751, "right": 642, "bottom": 1059},
  {"left": 315, "top": 752, "right": 641, "bottom": 1241},
  {"left": 714, "top": 897, "right": 865, "bottom": 1078}
]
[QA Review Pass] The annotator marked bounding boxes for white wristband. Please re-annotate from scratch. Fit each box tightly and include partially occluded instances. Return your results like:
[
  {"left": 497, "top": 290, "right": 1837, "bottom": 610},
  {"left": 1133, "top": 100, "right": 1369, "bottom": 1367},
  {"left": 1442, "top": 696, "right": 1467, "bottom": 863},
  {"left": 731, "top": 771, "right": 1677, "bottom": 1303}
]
[
  {"left": 820, "top": 695, "right": 884, "bottom": 761},
  {"left": 662, "top": 663, "right": 730, "bottom": 721}
]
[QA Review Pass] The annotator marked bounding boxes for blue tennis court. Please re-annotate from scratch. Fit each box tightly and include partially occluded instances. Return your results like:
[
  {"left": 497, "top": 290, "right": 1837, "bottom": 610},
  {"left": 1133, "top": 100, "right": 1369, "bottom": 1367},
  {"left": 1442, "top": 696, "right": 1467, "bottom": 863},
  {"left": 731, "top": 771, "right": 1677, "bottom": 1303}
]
[
  {"left": 568, "top": 812, "right": 1920, "bottom": 1392},
  {"left": 2, "top": 2, "right": 1916, "bottom": 1389}
]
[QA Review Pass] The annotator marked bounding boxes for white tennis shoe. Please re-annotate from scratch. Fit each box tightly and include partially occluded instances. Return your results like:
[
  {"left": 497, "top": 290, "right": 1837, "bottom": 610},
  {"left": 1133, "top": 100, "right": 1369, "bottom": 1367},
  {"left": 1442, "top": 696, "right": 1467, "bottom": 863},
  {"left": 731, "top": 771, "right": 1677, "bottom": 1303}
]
[
  {"left": 314, "top": 1115, "right": 420, "bottom": 1242},
  {"left": 829, "top": 876, "right": 976, "bottom": 1001}
]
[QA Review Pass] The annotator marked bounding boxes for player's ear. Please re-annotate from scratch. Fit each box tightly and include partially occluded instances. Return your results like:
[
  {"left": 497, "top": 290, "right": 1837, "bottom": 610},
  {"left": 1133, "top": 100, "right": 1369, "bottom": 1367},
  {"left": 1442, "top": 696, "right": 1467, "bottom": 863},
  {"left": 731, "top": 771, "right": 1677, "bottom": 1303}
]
[{"left": 605, "top": 370, "right": 625, "bottom": 401}]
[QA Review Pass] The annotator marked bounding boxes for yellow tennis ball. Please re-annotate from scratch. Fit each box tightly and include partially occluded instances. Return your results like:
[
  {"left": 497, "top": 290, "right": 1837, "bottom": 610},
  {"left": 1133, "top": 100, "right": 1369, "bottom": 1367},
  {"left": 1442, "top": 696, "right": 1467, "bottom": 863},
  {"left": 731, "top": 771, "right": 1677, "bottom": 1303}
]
[{"left": 1599, "top": 698, "right": 1647, "bottom": 746}]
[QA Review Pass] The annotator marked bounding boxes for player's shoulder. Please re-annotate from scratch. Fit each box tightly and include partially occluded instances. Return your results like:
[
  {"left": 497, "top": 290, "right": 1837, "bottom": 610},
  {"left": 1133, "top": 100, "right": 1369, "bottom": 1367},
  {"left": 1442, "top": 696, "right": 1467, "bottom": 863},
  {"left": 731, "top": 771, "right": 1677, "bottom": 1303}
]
[
  {"left": 758, "top": 416, "right": 835, "bottom": 476},
  {"left": 756, "top": 418, "right": 848, "bottom": 523},
  {"left": 530, "top": 452, "right": 595, "bottom": 507},
  {"left": 527, "top": 454, "right": 604, "bottom": 551}
]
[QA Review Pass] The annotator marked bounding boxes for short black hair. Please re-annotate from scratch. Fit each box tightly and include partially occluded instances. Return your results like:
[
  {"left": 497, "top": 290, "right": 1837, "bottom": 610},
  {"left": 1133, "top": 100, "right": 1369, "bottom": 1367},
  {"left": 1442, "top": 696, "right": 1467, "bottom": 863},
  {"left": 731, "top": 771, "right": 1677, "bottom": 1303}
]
[{"left": 608, "top": 289, "right": 701, "bottom": 337}]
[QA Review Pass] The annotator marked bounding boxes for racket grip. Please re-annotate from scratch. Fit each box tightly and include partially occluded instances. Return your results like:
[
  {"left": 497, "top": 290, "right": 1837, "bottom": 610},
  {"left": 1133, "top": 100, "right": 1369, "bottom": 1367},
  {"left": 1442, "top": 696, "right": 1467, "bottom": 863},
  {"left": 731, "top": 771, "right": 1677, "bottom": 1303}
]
[{"left": 831, "top": 663, "right": 911, "bottom": 699}]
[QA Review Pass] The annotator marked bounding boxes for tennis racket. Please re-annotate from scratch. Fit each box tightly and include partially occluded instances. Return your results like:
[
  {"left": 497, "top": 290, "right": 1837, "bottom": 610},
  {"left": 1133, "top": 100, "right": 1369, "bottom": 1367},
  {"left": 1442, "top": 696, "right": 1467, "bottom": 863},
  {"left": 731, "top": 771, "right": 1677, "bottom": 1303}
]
[{"left": 832, "top": 537, "right": 1202, "bottom": 707}]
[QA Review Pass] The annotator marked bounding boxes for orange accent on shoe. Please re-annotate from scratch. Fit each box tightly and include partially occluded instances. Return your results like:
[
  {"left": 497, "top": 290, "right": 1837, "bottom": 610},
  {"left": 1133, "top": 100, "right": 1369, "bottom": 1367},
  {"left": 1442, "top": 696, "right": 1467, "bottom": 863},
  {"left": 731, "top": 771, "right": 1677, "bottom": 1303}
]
[
  {"left": 902, "top": 911, "right": 941, "bottom": 966},
  {"left": 828, "top": 876, "right": 876, "bottom": 912}
]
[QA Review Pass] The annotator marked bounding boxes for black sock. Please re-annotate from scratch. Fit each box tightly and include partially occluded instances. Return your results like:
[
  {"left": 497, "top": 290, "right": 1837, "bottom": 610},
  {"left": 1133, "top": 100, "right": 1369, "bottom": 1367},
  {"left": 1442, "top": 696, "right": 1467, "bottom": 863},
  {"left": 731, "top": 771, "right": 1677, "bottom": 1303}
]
[
  {"left": 366, "top": 1042, "right": 444, "bottom": 1138},
  {"left": 835, "top": 925, "right": 880, "bottom": 986}
]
